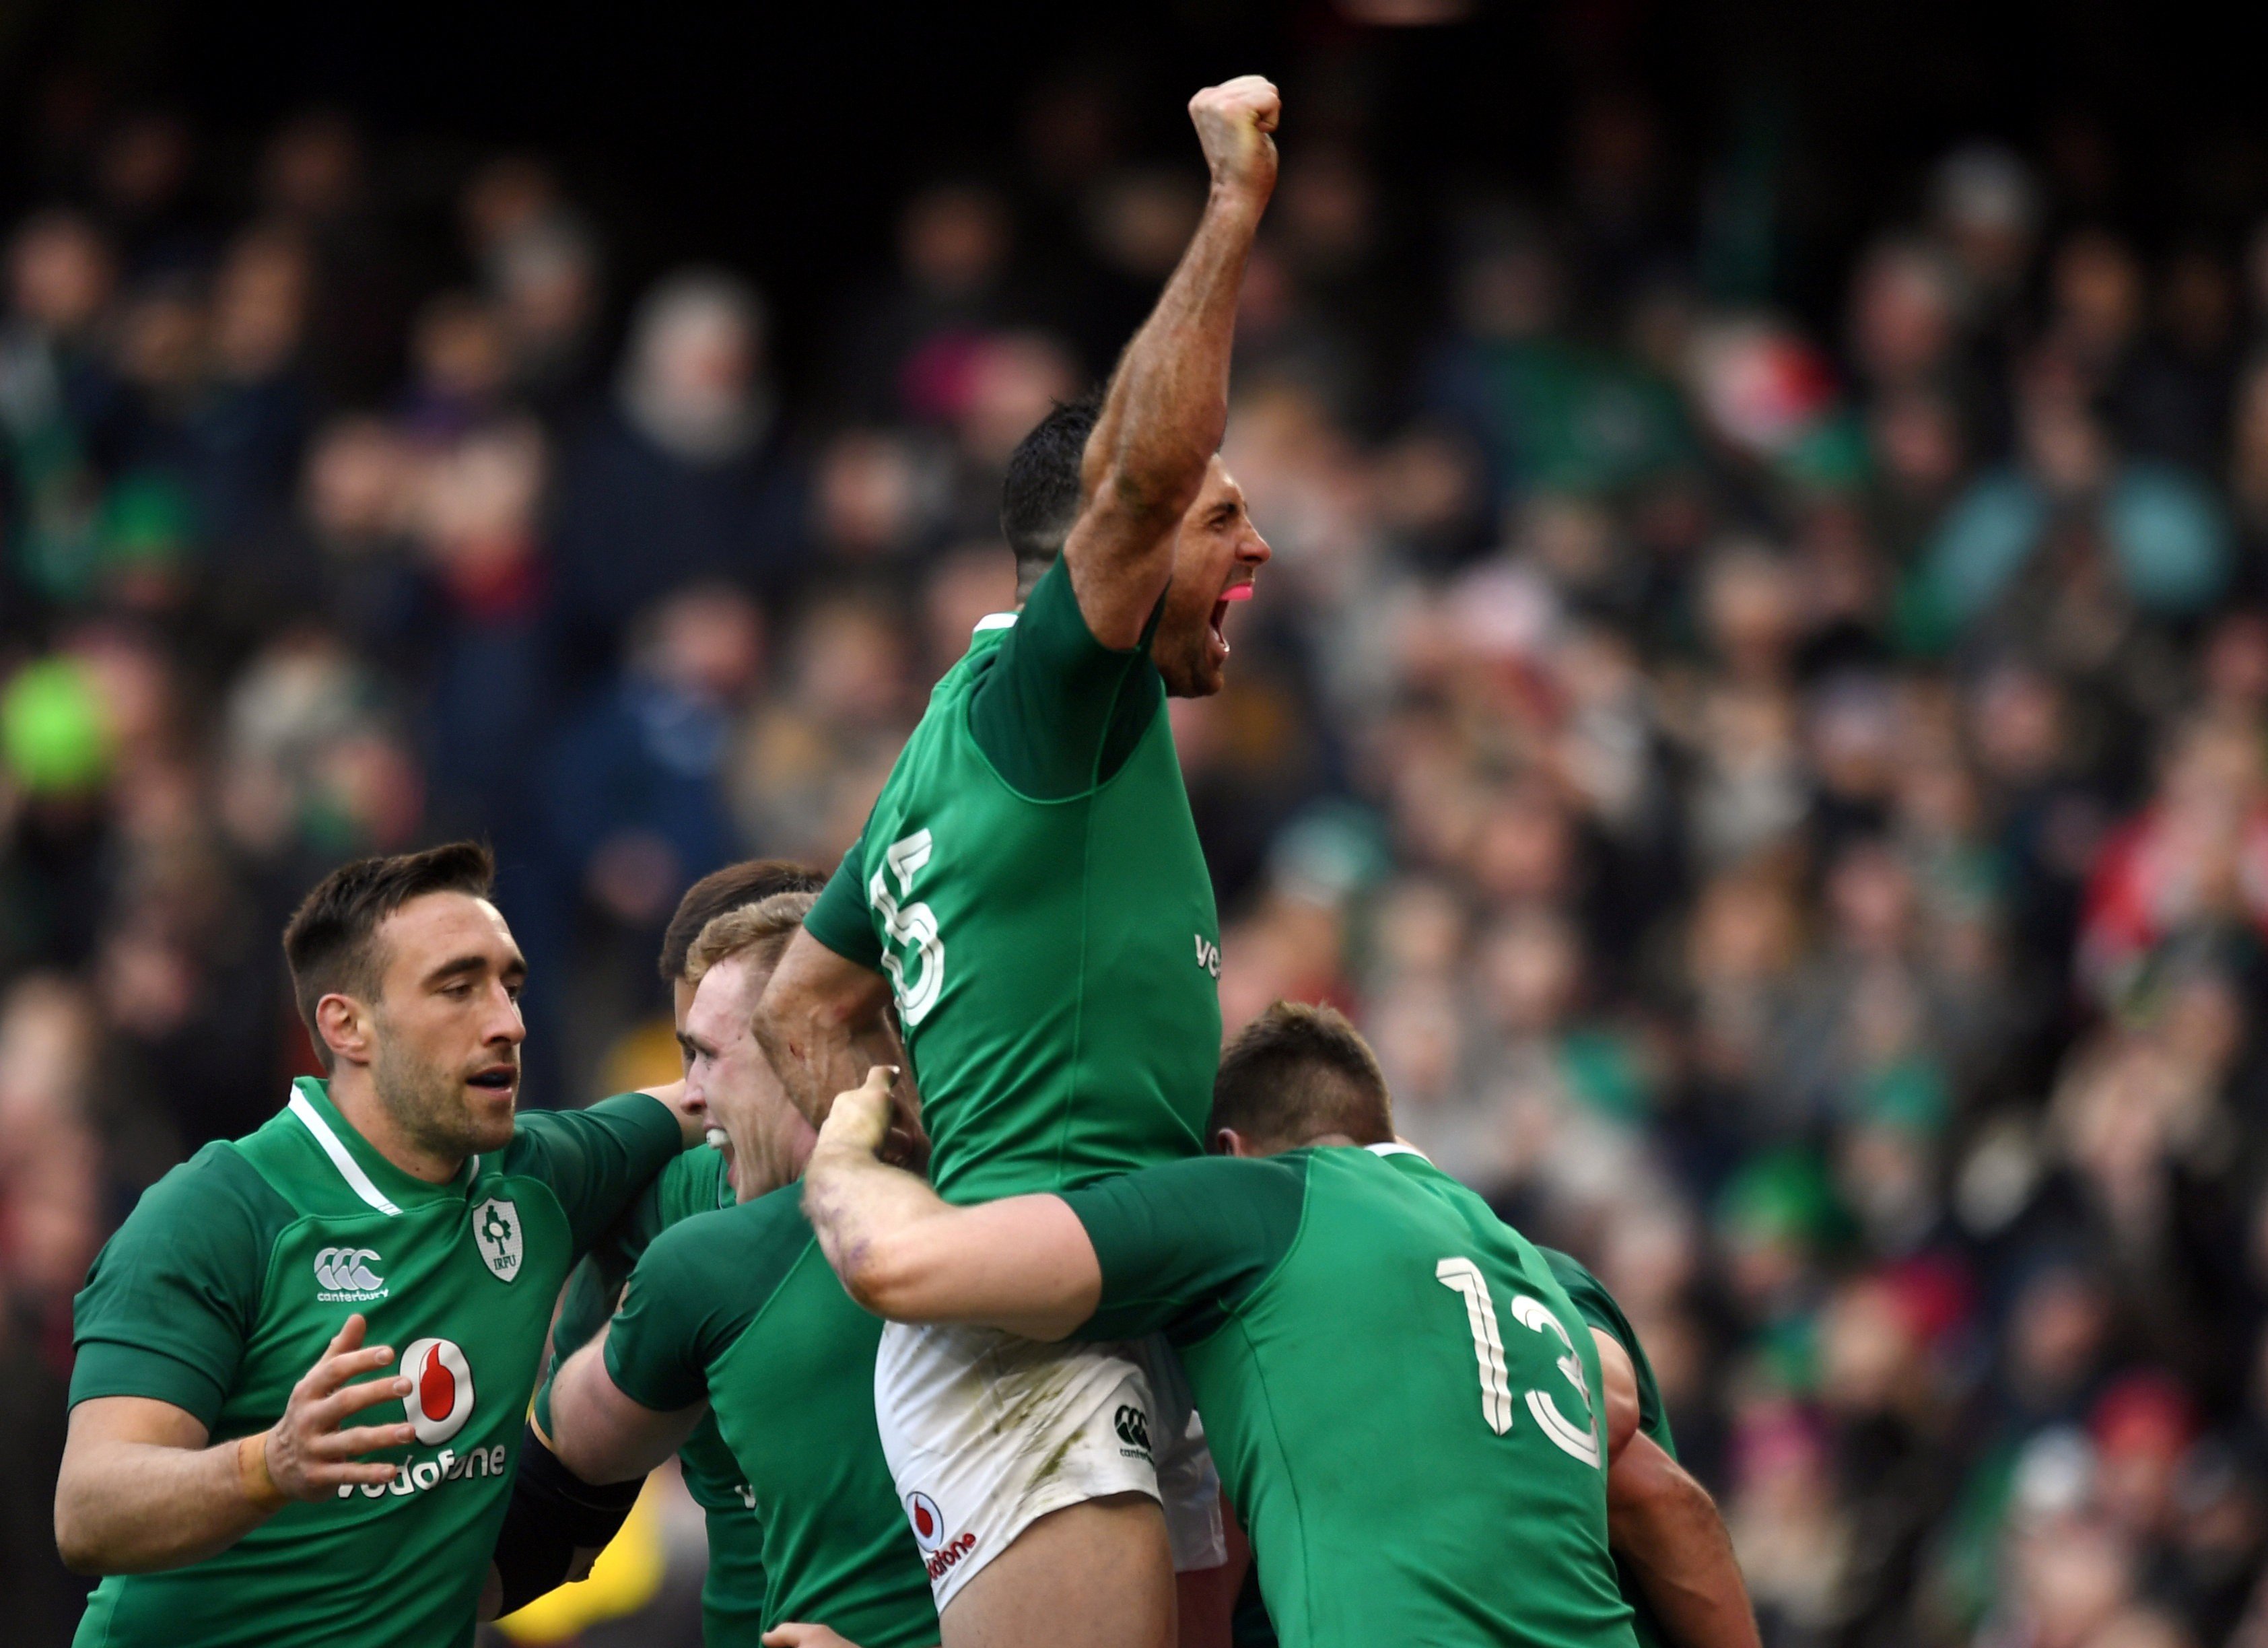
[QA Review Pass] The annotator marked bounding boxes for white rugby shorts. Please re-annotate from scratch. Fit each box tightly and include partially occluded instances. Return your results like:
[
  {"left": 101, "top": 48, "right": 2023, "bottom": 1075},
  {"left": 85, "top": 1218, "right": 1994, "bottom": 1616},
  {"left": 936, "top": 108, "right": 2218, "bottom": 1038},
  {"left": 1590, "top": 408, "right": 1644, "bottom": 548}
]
[{"left": 873, "top": 1320, "right": 1226, "bottom": 1611}]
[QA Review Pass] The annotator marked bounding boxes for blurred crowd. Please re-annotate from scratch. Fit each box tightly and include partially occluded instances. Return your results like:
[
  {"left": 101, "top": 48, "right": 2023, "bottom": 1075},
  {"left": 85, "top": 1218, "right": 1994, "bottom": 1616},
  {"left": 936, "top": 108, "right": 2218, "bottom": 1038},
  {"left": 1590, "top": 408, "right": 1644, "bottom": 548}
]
[{"left": 3, "top": 58, "right": 2268, "bottom": 1648}]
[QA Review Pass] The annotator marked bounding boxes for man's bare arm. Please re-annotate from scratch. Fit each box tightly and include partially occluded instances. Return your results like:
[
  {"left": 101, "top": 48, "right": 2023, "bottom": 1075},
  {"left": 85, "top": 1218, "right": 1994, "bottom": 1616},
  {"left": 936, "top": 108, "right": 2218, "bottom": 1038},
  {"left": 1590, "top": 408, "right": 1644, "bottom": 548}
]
[
  {"left": 753, "top": 930, "right": 919, "bottom": 1149},
  {"left": 543, "top": 1330, "right": 705, "bottom": 1485},
  {"left": 1591, "top": 1327, "right": 1641, "bottom": 1462},
  {"left": 802, "top": 1068, "right": 1100, "bottom": 1340},
  {"left": 1608, "top": 1435, "right": 1763, "bottom": 1648},
  {"left": 1064, "top": 75, "right": 1279, "bottom": 648},
  {"left": 56, "top": 1315, "right": 413, "bottom": 1574}
]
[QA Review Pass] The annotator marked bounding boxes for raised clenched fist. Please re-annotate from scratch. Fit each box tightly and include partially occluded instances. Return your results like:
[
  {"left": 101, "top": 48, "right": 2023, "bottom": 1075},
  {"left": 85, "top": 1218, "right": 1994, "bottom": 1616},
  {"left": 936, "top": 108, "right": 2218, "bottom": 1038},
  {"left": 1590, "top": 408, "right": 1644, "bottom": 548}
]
[{"left": 1189, "top": 75, "right": 1281, "bottom": 201}]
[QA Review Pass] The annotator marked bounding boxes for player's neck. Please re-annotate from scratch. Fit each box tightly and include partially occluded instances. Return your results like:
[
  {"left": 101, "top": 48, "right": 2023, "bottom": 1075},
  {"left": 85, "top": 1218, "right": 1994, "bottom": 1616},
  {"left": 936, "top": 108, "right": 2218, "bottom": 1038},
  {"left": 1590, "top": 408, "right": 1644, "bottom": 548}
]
[{"left": 327, "top": 1068, "right": 469, "bottom": 1183}]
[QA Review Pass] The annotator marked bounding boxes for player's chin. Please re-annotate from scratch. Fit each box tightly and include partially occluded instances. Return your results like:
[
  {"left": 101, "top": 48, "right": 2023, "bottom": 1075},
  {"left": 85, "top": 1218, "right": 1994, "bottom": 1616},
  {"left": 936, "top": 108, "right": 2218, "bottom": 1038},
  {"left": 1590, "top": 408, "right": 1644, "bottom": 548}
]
[
  {"left": 1161, "top": 642, "right": 1229, "bottom": 699},
  {"left": 461, "top": 1076, "right": 519, "bottom": 1139}
]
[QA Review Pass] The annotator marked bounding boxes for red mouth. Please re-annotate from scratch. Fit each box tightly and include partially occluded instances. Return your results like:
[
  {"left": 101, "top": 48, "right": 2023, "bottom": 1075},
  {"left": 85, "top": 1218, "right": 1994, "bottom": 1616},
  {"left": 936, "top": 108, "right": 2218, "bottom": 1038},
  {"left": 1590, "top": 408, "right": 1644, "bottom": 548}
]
[{"left": 1210, "top": 580, "right": 1255, "bottom": 656}]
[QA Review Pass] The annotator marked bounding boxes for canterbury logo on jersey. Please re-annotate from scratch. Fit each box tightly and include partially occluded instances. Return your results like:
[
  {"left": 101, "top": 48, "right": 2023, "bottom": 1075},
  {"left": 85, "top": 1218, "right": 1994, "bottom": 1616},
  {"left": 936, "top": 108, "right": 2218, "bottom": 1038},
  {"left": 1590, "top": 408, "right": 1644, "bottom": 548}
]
[{"left": 313, "top": 1247, "right": 386, "bottom": 1301}]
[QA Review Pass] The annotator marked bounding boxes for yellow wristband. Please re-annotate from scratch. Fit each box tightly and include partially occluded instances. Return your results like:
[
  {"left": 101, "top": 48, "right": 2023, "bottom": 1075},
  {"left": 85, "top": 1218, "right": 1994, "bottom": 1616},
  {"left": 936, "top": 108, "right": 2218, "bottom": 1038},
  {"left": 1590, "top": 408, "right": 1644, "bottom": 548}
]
[{"left": 238, "top": 1431, "right": 287, "bottom": 1513}]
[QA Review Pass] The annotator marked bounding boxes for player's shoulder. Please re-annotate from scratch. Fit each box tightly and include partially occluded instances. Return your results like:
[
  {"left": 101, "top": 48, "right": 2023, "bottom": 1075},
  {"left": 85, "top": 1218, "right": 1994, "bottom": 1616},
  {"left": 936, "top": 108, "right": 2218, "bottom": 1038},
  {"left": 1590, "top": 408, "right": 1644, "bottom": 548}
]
[
  {"left": 97, "top": 1138, "right": 297, "bottom": 1276},
  {"left": 130, "top": 1138, "right": 293, "bottom": 1228},
  {"left": 639, "top": 1183, "right": 811, "bottom": 1301}
]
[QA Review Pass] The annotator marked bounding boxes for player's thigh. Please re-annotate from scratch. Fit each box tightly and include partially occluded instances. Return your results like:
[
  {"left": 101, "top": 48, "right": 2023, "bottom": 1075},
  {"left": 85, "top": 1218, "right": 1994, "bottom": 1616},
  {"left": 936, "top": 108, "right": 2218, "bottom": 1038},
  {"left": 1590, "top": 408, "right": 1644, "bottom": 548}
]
[{"left": 938, "top": 1492, "right": 1174, "bottom": 1648}]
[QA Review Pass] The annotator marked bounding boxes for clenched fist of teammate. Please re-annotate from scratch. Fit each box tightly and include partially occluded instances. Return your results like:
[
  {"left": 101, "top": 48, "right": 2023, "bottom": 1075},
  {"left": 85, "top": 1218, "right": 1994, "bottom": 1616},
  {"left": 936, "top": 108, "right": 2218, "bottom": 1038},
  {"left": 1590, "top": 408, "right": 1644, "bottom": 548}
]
[
  {"left": 1190, "top": 75, "right": 1280, "bottom": 203},
  {"left": 257, "top": 1313, "right": 417, "bottom": 1501},
  {"left": 816, "top": 1064, "right": 899, "bottom": 1160}
]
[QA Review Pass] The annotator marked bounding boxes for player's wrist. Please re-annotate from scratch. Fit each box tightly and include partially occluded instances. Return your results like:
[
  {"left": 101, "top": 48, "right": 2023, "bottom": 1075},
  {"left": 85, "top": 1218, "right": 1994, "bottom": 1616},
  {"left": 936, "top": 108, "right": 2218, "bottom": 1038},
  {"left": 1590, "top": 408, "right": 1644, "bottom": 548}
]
[
  {"left": 1204, "top": 178, "right": 1271, "bottom": 220},
  {"left": 238, "top": 1429, "right": 289, "bottom": 1513}
]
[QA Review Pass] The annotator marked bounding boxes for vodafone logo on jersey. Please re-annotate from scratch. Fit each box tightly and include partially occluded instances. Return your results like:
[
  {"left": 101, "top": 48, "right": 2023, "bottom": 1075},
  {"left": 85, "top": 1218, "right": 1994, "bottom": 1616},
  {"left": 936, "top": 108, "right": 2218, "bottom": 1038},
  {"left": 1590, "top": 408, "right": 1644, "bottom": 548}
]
[{"left": 401, "top": 1337, "right": 475, "bottom": 1445}]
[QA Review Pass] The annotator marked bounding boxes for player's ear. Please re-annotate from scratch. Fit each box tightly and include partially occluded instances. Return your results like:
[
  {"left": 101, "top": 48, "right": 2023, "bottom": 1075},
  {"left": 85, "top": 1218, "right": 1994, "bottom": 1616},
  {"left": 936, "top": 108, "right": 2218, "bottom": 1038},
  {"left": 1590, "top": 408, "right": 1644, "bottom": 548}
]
[
  {"left": 1212, "top": 1127, "right": 1251, "bottom": 1157},
  {"left": 316, "top": 992, "right": 375, "bottom": 1067}
]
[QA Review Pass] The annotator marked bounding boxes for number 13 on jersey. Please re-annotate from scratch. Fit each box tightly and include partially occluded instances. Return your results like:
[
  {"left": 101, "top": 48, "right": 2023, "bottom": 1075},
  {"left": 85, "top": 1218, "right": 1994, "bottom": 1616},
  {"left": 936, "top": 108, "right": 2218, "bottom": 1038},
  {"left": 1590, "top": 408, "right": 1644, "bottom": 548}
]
[{"left": 1435, "top": 1258, "right": 1602, "bottom": 1466}]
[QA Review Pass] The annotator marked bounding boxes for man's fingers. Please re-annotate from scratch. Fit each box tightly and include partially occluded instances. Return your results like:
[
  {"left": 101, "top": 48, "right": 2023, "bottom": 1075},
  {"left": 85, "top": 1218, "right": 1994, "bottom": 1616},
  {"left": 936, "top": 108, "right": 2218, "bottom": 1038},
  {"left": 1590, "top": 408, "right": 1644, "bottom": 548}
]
[
  {"left": 302, "top": 1344, "right": 397, "bottom": 1399},
  {"left": 320, "top": 1420, "right": 420, "bottom": 1457},
  {"left": 327, "top": 1313, "right": 368, "bottom": 1357},
  {"left": 762, "top": 1626, "right": 856, "bottom": 1648},
  {"left": 307, "top": 1459, "right": 403, "bottom": 1489},
  {"left": 314, "top": 1374, "right": 415, "bottom": 1429},
  {"left": 821, "top": 1065, "right": 899, "bottom": 1146}
]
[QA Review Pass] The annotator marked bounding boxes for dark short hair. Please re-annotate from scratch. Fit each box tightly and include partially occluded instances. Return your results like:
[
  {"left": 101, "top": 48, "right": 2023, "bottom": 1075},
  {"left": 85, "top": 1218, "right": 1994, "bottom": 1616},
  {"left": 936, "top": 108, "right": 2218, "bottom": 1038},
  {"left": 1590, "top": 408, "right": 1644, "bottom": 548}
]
[
  {"left": 282, "top": 842, "right": 497, "bottom": 1066},
  {"left": 660, "top": 860, "right": 826, "bottom": 984},
  {"left": 1000, "top": 392, "right": 1100, "bottom": 594},
  {"left": 1210, "top": 1001, "right": 1396, "bottom": 1151}
]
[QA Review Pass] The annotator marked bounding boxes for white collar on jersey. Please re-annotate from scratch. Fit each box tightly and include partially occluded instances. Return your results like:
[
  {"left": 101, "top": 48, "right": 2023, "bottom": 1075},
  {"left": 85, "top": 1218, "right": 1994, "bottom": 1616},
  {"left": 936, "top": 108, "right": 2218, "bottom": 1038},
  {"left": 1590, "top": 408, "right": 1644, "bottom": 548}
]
[
  {"left": 287, "top": 1087, "right": 403, "bottom": 1216},
  {"left": 973, "top": 613, "right": 1017, "bottom": 632},
  {"left": 1366, "top": 1142, "right": 1433, "bottom": 1163}
]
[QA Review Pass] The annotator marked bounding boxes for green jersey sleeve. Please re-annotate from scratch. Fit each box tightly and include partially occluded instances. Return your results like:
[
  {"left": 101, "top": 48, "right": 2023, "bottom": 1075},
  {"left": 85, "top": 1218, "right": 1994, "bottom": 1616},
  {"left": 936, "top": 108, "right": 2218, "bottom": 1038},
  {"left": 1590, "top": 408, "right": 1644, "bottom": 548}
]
[
  {"left": 1061, "top": 1153, "right": 1311, "bottom": 1344},
  {"left": 967, "top": 554, "right": 1165, "bottom": 799},
  {"left": 1542, "top": 1247, "right": 1674, "bottom": 1454},
  {"left": 601, "top": 1198, "right": 806, "bottom": 1411},
  {"left": 506, "top": 1091, "right": 685, "bottom": 1260},
  {"left": 805, "top": 828, "right": 883, "bottom": 969},
  {"left": 551, "top": 1148, "right": 732, "bottom": 1373},
  {"left": 69, "top": 1145, "right": 296, "bottom": 1427}
]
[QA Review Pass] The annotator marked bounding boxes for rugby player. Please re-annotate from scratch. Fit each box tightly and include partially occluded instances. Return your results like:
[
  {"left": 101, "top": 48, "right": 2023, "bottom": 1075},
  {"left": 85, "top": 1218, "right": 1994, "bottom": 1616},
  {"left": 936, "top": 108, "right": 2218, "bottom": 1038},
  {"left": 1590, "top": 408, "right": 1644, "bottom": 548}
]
[
  {"left": 756, "top": 73, "right": 1280, "bottom": 1648},
  {"left": 508, "top": 860, "right": 829, "bottom": 1639},
  {"left": 54, "top": 842, "right": 708, "bottom": 1648},
  {"left": 526, "top": 893, "right": 934, "bottom": 1646},
  {"left": 804, "top": 1004, "right": 1761, "bottom": 1648}
]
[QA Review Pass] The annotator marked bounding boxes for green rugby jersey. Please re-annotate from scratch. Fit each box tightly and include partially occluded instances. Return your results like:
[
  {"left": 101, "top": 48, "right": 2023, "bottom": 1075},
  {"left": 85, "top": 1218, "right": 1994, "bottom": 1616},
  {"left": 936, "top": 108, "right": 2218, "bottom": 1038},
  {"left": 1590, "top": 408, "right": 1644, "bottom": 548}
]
[
  {"left": 580, "top": 1185, "right": 935, "bottom": 1647},
  {"left": 804, "top": 554, "right": 1221, "bottom": 1204},
  {"left": 546, "top": 1146, "right": 771, "bottom": 1643},
  {"left": 1062, "top": 1145, "right": 1639, "bottom": 1648},
  {"left": 1229, "top": 1247, "right": 1680, "bottom": 1648},
  {"left": 69, "top": 1076, "right": 683, "bottom": 1648}
]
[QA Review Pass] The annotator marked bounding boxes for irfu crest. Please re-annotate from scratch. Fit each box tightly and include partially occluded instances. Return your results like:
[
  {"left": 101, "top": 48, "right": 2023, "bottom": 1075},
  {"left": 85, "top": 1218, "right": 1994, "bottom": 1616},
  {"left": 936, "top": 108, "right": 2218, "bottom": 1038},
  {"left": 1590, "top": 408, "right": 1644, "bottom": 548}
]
[{"left": 472, "top": 1198, "right": 522, "bottom": 1282}]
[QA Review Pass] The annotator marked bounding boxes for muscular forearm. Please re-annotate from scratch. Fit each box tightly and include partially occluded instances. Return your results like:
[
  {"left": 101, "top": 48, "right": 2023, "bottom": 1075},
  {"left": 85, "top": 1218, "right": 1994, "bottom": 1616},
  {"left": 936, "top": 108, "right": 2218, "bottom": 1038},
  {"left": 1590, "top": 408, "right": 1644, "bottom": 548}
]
[
  {"left": 1079, "top": 187, "right": 1262, "bottom": 537},
  {"left": 754, "top": 934, "right": 904, "bottom": 1130},
  {"left": 57, "top": 1435, "right": 273, "bottom": 1574},
  {"left": 803, "top": 1087, "right": 1099, "bottom": 1340},
  {"left": 803, "top": 1138, "right": 954, "bottom": 1317},
  {"left": 762, "top": 1010, "right": 905, "bottom": 1134},
  {"left": 1608, "top": 1436, "right": 1762, "bottom": 1648},
  {"left": 545, "top": 1336, "right": 698, "bottom": 1486}
]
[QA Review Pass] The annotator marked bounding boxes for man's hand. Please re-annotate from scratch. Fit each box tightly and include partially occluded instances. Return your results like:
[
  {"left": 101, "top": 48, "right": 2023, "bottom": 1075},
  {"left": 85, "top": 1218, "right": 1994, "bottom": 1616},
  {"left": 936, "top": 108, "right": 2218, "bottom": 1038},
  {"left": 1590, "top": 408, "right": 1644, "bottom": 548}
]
[
  {"left": 643, "top": 1078, "right": 706, "bottom": 1148},
  {"left": 762, "top": 1625, "right": 871, "bottom": 1648},
  {"left": 815, "top": 1066, "right": 897, "bottom": 1161},
  {"left": 1190, "top": 75, "right": 1280, "bottom": 203},
  {"left": 263, "top": 1313, "right": 417, "bottom": 1500},
  {"left": 56, "top": 1313, "right": 415, "bottom": 1575}
]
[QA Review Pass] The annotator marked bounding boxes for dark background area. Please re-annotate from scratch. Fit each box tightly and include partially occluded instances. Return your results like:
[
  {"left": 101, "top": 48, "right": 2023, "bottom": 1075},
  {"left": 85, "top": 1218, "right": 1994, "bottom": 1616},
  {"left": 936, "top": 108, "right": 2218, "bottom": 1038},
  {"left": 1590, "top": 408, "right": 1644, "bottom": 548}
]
[{"left": 16, "top": 0, "right": 2268, "bottom": 394}]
